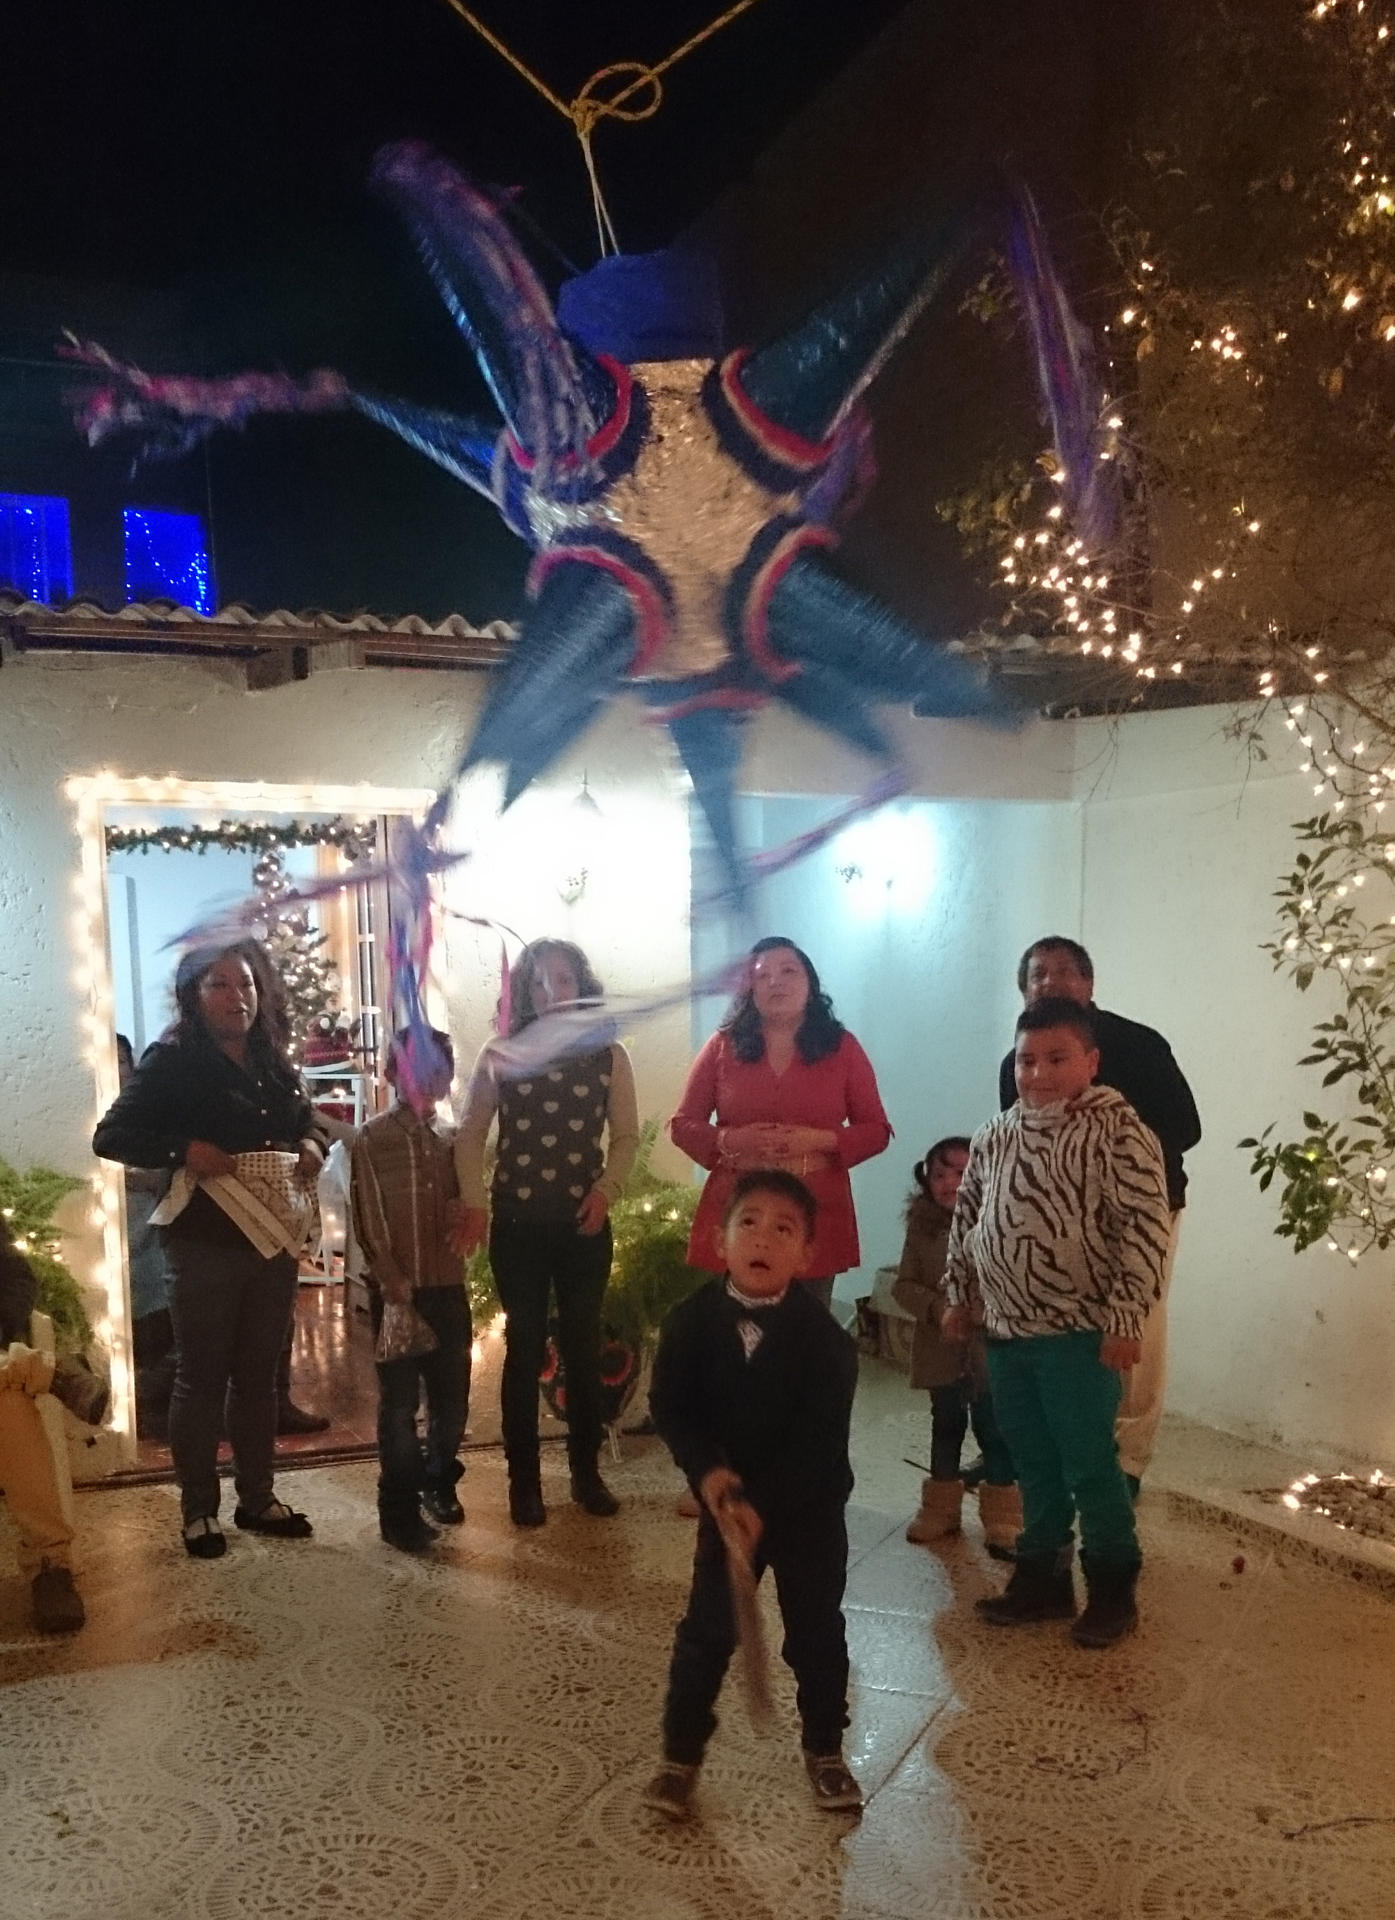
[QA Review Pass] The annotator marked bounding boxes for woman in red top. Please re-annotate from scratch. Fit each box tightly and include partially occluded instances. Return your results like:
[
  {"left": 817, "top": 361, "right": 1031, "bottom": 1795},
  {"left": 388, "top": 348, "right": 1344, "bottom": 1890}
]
[{"left": 670, "top": 937, "right": 892, "bottom": 1309}]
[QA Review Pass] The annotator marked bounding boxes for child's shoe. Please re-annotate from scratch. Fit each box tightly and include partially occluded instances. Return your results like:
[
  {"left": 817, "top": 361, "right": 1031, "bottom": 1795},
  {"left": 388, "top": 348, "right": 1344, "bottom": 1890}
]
[
  {"left": 509, "top": 1481, "right": 547, "bottom": 1528},
  {"left": 977, "top": 1481, "right": 1023, "bottom": 1561},
  {"left": 381, "top": 1510, "right": 439, "bottom": 1554},
  {"left": 803, "top": 1751, "right": 863, "bottom": 1813},
  {"left": 570, "top": 1471, "right": 621, "bottom": 1517},
  {"left": 1071, "top": 1561, "right": 1139, "bottom": 1648},
  {"left": 422, "top": 1487, "right": 465, "bottom": 1526},
  {"left": 905, "top": 1476, "right": 963, "bottom": 1545},
  {"left": 424, "top": 1463, "right": 466, "bottom": 1525},
  {"left": 975, "top": 1553, "right": 1076, "bottom": 1626},
  {"left": 642, "top": 1760, "right": 700, "bottom": 1820}
]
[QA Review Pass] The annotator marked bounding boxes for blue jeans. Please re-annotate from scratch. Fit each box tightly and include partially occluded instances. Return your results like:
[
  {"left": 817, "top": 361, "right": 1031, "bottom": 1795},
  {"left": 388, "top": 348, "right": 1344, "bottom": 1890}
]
[
  {"left": 984, "top": 1331, "right": 1140, "bottom": 1572},
  {"left": 371, "top": 1285, "right": 471, "bottom": 1524}
]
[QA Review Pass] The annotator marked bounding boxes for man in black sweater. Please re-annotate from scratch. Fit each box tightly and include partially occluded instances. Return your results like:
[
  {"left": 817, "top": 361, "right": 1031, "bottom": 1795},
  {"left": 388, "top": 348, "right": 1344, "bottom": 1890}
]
[
  {"left": 645, "top": 1171, "right": 860, "bottom": 1821},
  {"left": 998, "top": 937, "right": 1201, "bottom": 1494}
]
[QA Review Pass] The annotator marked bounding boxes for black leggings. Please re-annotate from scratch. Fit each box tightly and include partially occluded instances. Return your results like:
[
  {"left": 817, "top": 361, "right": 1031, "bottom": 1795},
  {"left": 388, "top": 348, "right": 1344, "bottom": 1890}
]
[
  {"left": 489, "top": 1214, "right": 613, "bottom": 1483},
  {"left": 929, "top": 1378, "right": 1015, "bottom": 1483}
]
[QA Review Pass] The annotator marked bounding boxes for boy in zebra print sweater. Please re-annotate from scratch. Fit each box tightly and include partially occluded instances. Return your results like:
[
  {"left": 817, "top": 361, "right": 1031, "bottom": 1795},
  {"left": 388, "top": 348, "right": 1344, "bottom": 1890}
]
[{"left": 942, "top": 998, "right": 1172, "bottom": 1647}]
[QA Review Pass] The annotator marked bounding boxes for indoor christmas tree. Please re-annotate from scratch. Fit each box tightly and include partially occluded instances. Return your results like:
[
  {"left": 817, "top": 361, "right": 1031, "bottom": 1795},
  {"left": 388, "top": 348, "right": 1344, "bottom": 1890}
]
[{"left": 252, "top": 848, "right": 342, "bottom": 1062}]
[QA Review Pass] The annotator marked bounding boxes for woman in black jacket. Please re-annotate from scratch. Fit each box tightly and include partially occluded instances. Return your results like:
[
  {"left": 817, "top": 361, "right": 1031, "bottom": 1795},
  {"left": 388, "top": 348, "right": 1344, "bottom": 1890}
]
[{"left": 94, "top": 942, "right": 325, "bottom": 1557}]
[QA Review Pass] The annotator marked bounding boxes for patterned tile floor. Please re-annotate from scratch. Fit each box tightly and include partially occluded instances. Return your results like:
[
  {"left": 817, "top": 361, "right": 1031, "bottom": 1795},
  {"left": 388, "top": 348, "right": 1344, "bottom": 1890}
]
[{"left": 3, "top": 1364, "right": 1394, "bottom": 1919}]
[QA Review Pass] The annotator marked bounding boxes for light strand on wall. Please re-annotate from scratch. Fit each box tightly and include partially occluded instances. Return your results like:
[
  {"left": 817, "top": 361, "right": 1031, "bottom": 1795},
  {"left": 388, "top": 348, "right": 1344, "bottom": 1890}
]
[{"left": 67, "top": 772, "right": 434, "bottom": 1458}]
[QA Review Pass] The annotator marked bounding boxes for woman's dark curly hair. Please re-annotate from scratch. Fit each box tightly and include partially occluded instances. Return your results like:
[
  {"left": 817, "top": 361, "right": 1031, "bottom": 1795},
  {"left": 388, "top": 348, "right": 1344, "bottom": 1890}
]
[
  {"left": 506, "top": 938, "right": 605, "bottom": 1037},
  {"left": 173, "top": 940, "right": 297, "bottom": 1078},
  {"left": 721, "top": 936, "right": 845, "bottom": 1065}
]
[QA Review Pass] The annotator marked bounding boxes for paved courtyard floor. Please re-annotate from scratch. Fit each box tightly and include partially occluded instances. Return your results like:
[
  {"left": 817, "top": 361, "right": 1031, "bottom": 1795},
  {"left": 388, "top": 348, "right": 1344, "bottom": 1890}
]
[{"left": 2, "top": 1363, "right": 1392, "bottom": 1919}]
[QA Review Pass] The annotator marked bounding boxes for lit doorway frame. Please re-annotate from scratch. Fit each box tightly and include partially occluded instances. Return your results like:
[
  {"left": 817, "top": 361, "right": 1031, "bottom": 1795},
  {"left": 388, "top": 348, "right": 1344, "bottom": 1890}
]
[{"left": 68, "top": 773, "right": 435, "bottom": 1466}]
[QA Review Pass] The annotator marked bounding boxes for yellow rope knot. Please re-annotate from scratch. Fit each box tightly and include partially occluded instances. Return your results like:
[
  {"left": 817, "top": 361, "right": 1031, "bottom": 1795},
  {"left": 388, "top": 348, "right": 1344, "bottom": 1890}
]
[
  {"left": 440, "top": 0, "right": 763, "bottom": 253},
  {"left": 571, "top": 62, "right": 666, "bottom": 137}
]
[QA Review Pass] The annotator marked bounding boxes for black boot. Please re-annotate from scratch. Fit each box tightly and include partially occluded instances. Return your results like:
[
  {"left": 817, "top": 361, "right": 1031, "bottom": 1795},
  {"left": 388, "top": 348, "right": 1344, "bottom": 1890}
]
[
  {"left": 570, "top": 1470, "right": 620, "bottom": 1517},
  {"left": 380, "top": 1502, "right": 439, "bottom": 1554},
  {"left": 424, "top": 1460, "right": 465, "bottom": 1526},
  {"left": 276, "top": 1307, "right": 329, "bottom": 1433},
  {"left": 509, "top": 1471, "right": 547, "bottom": 1528},
  {"left": 975, "top": 1550, "right": 1076, "bottom": 1627},
  {"left": 1071, "top": 1560, "right": 1139, "bottom": 1648},
  {"left": 277, "top": 1401, "right": 331, "bottom": 1435}
]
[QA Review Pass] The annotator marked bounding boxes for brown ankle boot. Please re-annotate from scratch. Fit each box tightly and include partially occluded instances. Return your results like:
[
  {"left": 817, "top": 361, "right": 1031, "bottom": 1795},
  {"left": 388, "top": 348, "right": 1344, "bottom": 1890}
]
[
  {"left": 977, "top": 1482, "right": 1023, "bottom": 1560},
  {"left": 906, "top": 1477, "right": 964, "bottom": 1545}
]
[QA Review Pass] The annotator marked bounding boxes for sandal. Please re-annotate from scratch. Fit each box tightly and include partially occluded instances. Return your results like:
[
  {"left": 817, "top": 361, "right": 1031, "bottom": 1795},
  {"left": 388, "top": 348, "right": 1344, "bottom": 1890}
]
[
  {"left": 232, "top": 1499, "right": 313, "bottom": 1538},
  {"left": 183, "top": 1516, "right": 226, "bottom": 1560}
]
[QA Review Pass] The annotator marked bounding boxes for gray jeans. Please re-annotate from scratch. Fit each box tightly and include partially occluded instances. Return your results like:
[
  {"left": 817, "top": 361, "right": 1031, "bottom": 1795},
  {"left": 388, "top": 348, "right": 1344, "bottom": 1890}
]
[{"left": 165, "top": 1236, "right": 298, "bottom": 1524}]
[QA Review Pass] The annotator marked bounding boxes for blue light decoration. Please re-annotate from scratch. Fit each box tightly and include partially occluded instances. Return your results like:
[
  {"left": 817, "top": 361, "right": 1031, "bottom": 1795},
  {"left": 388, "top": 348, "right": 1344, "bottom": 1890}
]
[
  {"left": 123, "top": 506, "right": 214, "bottom": 612},
  {"left": 0, "top": 493, "right": 75, "bottom": 603}
]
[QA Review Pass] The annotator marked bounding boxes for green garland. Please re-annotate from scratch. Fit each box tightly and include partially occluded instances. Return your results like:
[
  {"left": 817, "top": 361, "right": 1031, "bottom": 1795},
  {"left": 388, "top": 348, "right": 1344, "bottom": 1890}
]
[{"left": 104, "top": 817, "right": 377, "bottom": 860}]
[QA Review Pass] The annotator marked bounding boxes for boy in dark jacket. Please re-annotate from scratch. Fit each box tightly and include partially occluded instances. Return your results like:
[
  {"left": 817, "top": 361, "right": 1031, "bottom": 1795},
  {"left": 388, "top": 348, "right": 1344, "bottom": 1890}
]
[{"left": 645, "top": 1171, "right": 860, "bottom": 1821}]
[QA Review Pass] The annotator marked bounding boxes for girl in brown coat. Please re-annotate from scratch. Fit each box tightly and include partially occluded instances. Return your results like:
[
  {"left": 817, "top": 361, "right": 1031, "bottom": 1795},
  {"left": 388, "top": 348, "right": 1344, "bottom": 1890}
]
[{"left": 892, "top": 1138, "right": 1019, "bottom": 1554}]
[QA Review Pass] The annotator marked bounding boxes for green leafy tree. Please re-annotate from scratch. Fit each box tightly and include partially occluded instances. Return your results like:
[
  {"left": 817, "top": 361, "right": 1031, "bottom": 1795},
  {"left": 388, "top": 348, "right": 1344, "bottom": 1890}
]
[{"left": 946, "top": 0, "right": 1395, "bottom": 1258}]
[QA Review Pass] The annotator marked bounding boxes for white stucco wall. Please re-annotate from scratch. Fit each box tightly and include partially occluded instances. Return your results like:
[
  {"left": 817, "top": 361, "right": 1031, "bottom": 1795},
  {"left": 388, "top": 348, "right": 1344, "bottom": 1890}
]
[
  {"left": 729, "top": 700, "right": 1395, "bottom": 1466},
  {"left": 1, "top": 654, "right": 1389, "bottom": 1469},
  {"left": 1074, "top": 707, "right": 1395, "bottom": 1468},
  {"left": 691, "top": 789, "right": 1083, "bottom": 1300},
  {"left": 0, "top": 658, "right": 693, "bottom": 1473}
]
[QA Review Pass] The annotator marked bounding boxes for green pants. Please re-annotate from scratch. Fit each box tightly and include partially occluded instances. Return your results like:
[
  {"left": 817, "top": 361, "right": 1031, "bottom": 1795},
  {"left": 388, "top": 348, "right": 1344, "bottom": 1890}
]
[{"left": 984, "top": 1331, "right": 1140, "bottom": 1572}]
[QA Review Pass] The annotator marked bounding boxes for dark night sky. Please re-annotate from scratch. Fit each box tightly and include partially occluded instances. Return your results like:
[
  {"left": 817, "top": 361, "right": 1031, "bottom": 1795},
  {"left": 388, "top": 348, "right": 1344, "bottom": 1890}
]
[
  {"left": 2, "top": 0, "right": 1141, "bottom": 624},
  {"left": 5, "top": 1, "right": 912, "bottom": 285},
  {"left": 2, "top": 1, "right": 932, "bottom": 617}
]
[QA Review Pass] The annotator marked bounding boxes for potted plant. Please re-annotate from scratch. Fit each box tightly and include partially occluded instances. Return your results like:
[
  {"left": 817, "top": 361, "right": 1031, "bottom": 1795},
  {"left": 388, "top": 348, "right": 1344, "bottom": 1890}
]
[
  {"left": 465, "top": 1120, "right": 705, "bottom": 1425},
  {"left": 0, "top": 1160, "right": 93, "bottom": 1355}
]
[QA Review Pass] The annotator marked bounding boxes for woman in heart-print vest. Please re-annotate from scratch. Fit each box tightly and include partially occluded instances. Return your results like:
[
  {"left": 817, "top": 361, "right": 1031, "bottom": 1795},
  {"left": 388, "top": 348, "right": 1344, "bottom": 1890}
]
[{"left": 454, "top": 940, "right": 639, "bottom": 1527}]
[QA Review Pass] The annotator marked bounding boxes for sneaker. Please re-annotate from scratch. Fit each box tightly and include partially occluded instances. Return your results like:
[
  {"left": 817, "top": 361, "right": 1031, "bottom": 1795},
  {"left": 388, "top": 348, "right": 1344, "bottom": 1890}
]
[
  {"left": 570, "top": 1473, "right": 620, "bottom": 1517},
  {"left": 642, "top": 1761, "right": 700, "bottom": 1821},
  {"left": 509, "top": 1484, "right": 547, "bottom": 1528},
  {"left": 381, "top": 1512, "right": 439, "bottom": 1555},
  {"left": 31, "top": 1562, "right": 85, "bottom": 1633},
  {"left": 422, "top": 1488, "right": 465, "bottom": 1526},
  {"left": 803, "top": 1751, "right": 862, "bottom": 1813}
]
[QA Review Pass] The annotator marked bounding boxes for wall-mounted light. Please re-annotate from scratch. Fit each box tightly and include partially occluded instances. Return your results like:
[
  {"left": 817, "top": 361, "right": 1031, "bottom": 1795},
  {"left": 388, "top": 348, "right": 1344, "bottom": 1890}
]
[
  {"left": 830, "top": 805, "right": 939, "bottom": 916},
  {"left": 556, "top": 773, "right": 604, "bottom": 903}
]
